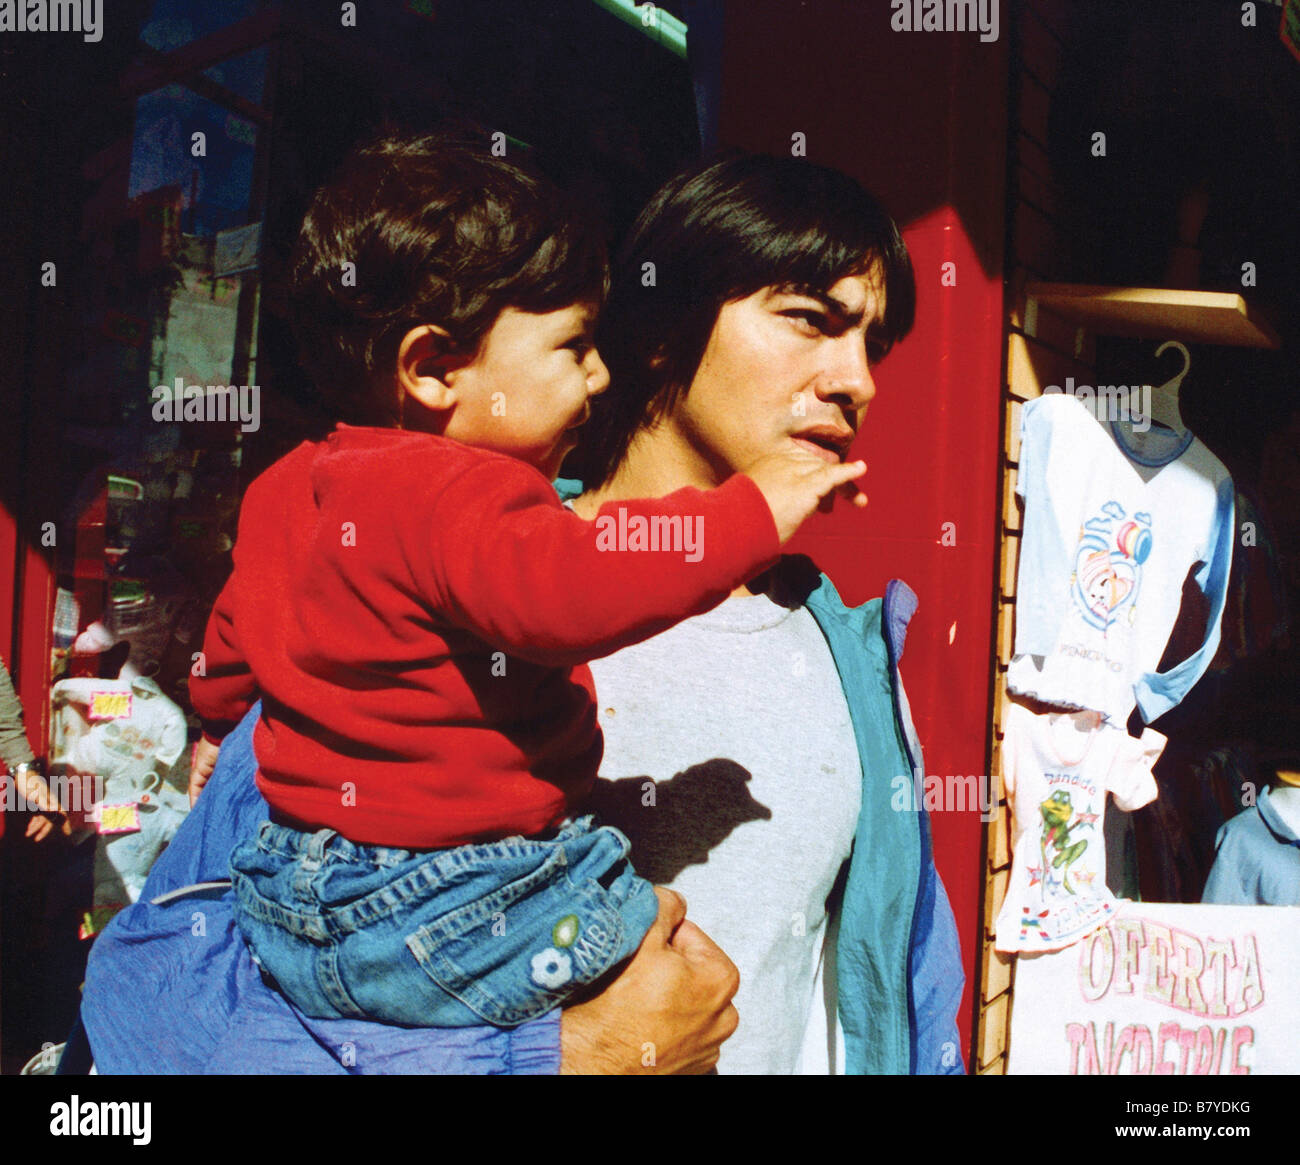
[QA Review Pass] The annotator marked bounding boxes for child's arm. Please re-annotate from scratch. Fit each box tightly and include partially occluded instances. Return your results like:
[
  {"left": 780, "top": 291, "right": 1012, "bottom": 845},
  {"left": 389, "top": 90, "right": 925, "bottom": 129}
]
[
  {"left": 421, "top": 451, "right": 863, "bottom": 667},
  {"left": 189, "top": 570, "right": 259, "bottom": 747}
]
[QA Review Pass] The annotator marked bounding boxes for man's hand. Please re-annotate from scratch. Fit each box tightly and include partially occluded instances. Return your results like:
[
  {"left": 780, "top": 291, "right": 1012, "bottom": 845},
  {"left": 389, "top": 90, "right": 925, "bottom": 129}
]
[
  {"left": 189, "top": 738, "right": 221, "bottom": 807},
  {"left": 13, "top": 766, "right": 69, "bottom": 843},
  {"left": 744, "top": 451, "right": 867, "bottom": 542},
  {"left": 560, "top": 887, "right": 739, "bottom": 1074}
]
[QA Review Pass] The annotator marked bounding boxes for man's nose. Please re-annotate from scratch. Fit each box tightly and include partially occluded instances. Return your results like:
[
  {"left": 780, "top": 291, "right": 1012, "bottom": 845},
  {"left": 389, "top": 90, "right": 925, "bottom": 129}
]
[
  {"left": 816, "top": 337, "right": 876, "bottom": 409},
  {"left": 587, "top": 348, "right": 611, "bottom": 396}
]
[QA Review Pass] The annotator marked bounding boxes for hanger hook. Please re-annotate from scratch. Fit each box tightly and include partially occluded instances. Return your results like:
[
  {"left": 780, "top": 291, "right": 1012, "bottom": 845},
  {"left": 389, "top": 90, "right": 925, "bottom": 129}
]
[{"left": 1154, "top": 340, "right": 1191, "bottom": 383}]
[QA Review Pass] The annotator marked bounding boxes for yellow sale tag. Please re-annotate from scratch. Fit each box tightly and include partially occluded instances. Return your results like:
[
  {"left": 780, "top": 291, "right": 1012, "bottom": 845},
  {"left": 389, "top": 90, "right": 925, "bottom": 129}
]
[
  {"left": 99, "top": 803, "right": 142, "bottom": 835},
  {"left": 89, "top": 691, "right": 132, "bottom": 720}
]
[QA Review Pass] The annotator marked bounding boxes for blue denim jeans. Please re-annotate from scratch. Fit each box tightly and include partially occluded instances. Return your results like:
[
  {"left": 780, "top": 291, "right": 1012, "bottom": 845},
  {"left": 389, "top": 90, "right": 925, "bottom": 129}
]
[{"left": 228, "top": 815, "right": 657, "bottom": 1028}]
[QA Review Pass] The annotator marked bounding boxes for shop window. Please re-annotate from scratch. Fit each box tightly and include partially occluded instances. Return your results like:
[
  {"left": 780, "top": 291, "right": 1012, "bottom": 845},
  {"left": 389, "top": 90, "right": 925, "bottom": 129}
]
[{"left": 140, "top": 0, "right": 262, "bottom": 53}]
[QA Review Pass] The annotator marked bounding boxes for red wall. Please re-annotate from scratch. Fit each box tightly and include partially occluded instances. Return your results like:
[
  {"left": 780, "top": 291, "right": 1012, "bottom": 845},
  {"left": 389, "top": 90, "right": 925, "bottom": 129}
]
[{"left": 719, "top": 0, "right": 1009, "bottom": 1064}]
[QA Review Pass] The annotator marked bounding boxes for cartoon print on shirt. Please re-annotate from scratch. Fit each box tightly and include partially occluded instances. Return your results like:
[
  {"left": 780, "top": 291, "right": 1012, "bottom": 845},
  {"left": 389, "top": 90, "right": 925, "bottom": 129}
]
[
  {"left": 1069, "top": 501, "right": 1153, "bottom": 631},
  {"left": 1038, "top": 789, "right": 1092, "bottom": 896}
]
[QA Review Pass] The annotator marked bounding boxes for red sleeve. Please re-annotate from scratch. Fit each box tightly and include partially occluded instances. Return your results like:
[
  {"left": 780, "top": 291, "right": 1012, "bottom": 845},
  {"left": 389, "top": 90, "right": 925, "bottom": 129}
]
[
  {"left": 189, "top": 568, "right": 258, "bottom": 744},
  {"left": 422, "top": 464, "right": 781, "bottom": 667}
]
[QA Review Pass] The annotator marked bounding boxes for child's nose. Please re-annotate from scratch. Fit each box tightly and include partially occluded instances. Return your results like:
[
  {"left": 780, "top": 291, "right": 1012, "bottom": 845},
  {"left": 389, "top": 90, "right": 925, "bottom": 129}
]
[{"left": 587, "top": 348, "right": 611, "bottom": 396}]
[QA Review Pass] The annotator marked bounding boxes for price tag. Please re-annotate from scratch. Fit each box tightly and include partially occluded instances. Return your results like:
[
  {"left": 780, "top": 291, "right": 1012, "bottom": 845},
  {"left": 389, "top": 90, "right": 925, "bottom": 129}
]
[
  {"left": 89, "top": 691, "right": 132, "bottom": 720},
  {"left": 98, "top": 803, "right": 142, "bottom": 835}
]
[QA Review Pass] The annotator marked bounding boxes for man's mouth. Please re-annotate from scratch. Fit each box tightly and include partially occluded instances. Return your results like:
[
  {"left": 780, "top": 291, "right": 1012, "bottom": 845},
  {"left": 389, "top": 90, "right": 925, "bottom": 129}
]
[{"left": 792, "top": 427, "right": 854, "bottom": 462}]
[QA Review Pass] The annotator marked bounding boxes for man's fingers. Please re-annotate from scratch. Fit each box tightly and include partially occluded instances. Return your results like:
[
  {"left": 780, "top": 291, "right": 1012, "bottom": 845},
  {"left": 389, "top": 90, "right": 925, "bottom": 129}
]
[
  {"left": 649, "top": 886, "right": 687, "bottom": 940},
  {"left": 841, "top": 478, "right": 868, "bottom": 508},
  {"left": 671, "top": 919, "right": 740, "bottom": 993},
  {"left": 719, "top": 1002, "right": 740, "bottom": 1041},
  {"left": 833, "top": 458, "right": 867, "bottom": 482},
  {"left": 815, "top": 462, "right": 867, "bottom": 513}
]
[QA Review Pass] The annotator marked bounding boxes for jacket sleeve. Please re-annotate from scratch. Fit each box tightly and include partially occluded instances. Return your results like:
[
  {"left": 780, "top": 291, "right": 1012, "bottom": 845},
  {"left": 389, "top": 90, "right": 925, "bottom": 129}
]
[
  {"left": 1134, "top": 475, "right": 1235, "bottom": 724},
  {"left": 907, "top": 830, "right": 967, "bottom": 1075},
  {"left": 0, "top": 654, "right": 36, "bottom": 769},
  {"left": 1012, "top": 395, "right": 1080, "bottom": 659},
  {"left": 421, "top": 463, "right": 781, "bottom": 667},
  {"left": 80, "top": 703, "right": 561, "bottom": 1076},
  {"left": 189, "top": 569, "right": 259, "bottom": 745},
  {"left": 1200, "top": 821, "right": 1254, "bottom": 906}
]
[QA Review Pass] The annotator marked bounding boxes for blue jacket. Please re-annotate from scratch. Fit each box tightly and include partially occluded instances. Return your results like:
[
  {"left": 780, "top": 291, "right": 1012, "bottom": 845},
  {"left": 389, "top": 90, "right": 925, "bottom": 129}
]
[
  {"left": 81, "top": 550, "right": 964, "bottom": 1074},
  {"left": 1201, "top": 786, "right": 1300, "bottom": 907}
]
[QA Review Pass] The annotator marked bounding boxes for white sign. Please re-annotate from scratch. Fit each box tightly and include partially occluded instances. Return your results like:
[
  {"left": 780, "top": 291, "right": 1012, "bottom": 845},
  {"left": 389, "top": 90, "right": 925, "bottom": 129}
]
[{"left": 1008, "top": 901, "right": 1300, "bottom": 1075}]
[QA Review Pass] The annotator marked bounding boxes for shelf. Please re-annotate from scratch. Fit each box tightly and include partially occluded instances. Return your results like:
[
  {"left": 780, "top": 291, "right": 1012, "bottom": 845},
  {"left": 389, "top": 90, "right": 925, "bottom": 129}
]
[{"left": 1024, "top": 283, "right": 1280, "bottom": 349}]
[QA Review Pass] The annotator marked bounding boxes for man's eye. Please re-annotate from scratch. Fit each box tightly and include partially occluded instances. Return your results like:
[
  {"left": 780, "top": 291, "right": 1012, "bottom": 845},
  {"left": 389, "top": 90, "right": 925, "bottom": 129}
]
[
  {"left": 785, "top": 311, "right": 826, "bottom": 335},
  {"left": 867, "top": 341, "right": 888, "bottom": 365}
]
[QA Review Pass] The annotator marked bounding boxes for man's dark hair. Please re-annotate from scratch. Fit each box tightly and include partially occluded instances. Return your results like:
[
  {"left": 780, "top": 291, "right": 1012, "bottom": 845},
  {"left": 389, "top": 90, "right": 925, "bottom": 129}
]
[
  {"left": 572, "top": 153, "right": 916, "bottom": 486},
  {"left": 289, "top": 127, "right": 608, "bottom": 424}
]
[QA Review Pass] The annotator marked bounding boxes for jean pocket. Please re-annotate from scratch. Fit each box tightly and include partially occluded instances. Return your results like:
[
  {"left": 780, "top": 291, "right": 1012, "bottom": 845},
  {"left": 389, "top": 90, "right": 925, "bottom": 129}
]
[{"left": 404, "top": 846, "right": 628, "bottom": 1027}]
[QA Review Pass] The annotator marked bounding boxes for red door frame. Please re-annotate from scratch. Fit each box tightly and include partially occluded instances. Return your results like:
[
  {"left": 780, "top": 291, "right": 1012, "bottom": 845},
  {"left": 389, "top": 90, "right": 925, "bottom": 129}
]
[{"left": 718, "top": 1, "right": 1010, "bottom": 1066}]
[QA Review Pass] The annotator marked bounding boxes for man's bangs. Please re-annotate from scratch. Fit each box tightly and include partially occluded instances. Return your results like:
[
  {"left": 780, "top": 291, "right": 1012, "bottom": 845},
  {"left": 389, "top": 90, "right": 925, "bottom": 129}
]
[{"left": 744, "top": 210, "right": 916, "bottom": 351}]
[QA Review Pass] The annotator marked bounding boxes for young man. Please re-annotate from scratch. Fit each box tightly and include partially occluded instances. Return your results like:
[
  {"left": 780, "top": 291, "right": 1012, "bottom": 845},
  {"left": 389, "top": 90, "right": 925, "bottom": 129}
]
[
  {"left": 76, "top": 152, "right": 963, "bottom": 1075},
  {"left": 563, "top": 153, "right": 963, "bottom": 1073}
]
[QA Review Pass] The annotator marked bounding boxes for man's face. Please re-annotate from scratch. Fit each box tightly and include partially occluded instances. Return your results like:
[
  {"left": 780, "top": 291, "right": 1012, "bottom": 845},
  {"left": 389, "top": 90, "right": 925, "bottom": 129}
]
[
  {"left": 442, "top": 302, "right": 610, "bottom": 480},
  {"left": 659, "top": 270, "right": 889, "bottom": 485}
]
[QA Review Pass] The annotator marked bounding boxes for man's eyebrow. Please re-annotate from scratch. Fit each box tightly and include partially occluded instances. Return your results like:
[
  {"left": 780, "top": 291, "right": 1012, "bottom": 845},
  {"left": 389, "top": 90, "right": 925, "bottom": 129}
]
[{"left": 776, "top": 283, "right": 867, "bottom": 326}]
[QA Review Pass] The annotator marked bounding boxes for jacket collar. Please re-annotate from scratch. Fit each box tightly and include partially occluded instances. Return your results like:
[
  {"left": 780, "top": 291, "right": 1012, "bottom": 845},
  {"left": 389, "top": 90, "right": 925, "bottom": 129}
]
[{"left": 1257, "top": 786, "right": 1300, "bottom": 847}]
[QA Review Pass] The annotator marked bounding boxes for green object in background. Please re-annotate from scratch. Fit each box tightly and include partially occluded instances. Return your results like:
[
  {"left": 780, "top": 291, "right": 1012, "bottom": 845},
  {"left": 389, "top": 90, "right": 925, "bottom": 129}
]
[
  {"left": 107, "top": 474, "right": 143, "bottom": 501},
  {"left": 109, "top": 579, "right": 148, "bottom": 606},
  {"left": 1284, "top": 0, "right": 1300, "bottom": 63},
  {"left": 588, "top": 0, "right": 688, "bottom": 59}
]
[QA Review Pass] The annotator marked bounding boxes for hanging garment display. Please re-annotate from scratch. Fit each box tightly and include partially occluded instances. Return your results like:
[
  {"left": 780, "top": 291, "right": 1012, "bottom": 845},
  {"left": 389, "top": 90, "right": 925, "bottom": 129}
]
[
  {"left": 1008, "top": 392, "right": 1235, "bottom": 726},
  {"left": 48, "top": 675, "right": 192, "bottom": 936},
  {"left": 995, "top": 701, "right": 1165, "bottom": 952}
]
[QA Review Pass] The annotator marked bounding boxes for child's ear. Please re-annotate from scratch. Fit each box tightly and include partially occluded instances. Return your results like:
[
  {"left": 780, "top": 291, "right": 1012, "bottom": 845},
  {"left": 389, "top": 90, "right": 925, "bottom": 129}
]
[{"left": 395, "top": 324, "right": 469, "bottom": 414}]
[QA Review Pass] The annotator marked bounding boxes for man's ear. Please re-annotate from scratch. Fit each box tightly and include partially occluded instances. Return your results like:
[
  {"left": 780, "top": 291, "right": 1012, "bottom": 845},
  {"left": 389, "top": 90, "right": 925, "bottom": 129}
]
[{"left": 395, "top": 324, "right": 471, "bottom": 414}]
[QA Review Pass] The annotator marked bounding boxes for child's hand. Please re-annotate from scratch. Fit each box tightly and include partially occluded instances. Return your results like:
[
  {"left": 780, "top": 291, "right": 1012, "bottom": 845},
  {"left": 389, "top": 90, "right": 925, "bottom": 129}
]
[
  {"left": 743, "top": 450, "right": 867, "bottom": 543},
  {"left": 189, "top": 738, "right": 221, "bottom": 807}
]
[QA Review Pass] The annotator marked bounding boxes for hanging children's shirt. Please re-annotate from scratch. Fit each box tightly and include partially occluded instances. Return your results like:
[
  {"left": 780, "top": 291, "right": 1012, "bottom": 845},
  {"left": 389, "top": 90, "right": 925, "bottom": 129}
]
[
  {"left": 995, "top": 701, "right": 1164, "bottom": 953},
  {"left": 1007, "top": 393, "right": 1234, "bottom": 726}
]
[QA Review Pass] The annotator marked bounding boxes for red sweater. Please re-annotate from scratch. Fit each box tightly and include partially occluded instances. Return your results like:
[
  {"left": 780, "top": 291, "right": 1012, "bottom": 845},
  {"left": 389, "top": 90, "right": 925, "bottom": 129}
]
[{"left": 190, "top": 426, "right": 780, "bottom": 846}]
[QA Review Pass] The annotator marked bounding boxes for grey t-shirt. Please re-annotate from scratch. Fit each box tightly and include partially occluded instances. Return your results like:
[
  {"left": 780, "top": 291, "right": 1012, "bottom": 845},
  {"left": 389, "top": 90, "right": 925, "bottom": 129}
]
[{"left": 586, "top": 586, "right": 861, "bottom": 1074}]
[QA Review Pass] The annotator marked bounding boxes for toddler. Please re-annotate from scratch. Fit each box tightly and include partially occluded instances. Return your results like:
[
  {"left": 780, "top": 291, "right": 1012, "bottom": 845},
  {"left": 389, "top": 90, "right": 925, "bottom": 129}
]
[{"left": 190, "top": 131, "right": 865, "bottom": 1028}]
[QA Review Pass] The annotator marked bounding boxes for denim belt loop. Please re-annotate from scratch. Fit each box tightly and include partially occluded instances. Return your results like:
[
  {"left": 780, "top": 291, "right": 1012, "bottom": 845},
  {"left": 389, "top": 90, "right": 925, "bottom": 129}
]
[
  {"left": 287, "top": 828, "right": 335, "bottom": 900},
  {"left": 304, "top": 828, "right": 335, "bottom": 867}
]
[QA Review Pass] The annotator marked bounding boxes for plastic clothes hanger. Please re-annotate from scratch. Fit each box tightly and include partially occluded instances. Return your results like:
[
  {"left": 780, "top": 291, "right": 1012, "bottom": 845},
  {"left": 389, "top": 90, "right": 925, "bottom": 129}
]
[{"left": 1145, "top": 340, "right": 1190, "bottom": 436}]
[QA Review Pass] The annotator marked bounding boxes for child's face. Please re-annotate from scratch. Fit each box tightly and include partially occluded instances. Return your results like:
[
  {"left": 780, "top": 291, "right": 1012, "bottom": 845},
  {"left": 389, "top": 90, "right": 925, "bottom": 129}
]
[{"left": 443, "top": 302, "right": 609, "bottom": 480}]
